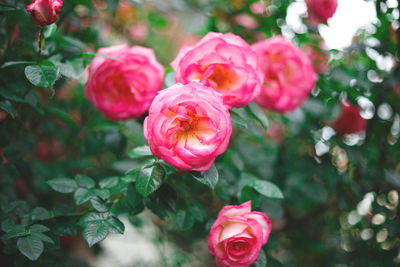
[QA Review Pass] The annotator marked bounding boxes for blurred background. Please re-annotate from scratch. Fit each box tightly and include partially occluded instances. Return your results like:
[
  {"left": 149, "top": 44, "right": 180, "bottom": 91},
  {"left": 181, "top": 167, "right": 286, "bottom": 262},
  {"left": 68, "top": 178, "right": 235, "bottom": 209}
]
[{"left": 0, "top": 0, "right": 400, "bottom": 266}]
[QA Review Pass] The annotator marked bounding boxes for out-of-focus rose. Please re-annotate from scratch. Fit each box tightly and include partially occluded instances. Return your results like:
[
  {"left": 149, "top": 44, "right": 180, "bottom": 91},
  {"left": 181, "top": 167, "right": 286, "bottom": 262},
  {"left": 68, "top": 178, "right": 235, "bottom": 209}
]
[
  {"left": 129, "top": 23, "right": 148, "bottom": 43},
  {"left": 143, "top": 82, "right": 232, "bottom": 171},
  {"left": 0, "top": 110, "right": 7, "bottom": 121},
  {"left": 207, "top": 201, "right": 272, "bottom": 267},
  {"left": 85, "top": 44, "right": 164, "bottom": 121},
  {"left": 35, "top": 140, "right": 62, "bottom": 162},
  {"left": 331, "top": 101, "right": 367, "bottom": 136},
  {"left": 171, "top": 32, "right": 263, "bottom": 108},
  {"left": 234, "top": 14, "right": 259, "bottom": 29},
  {"left": 305, "top": 0, "right": 338, "bottom": 25},
  {"left": 116, "top": 0, "right": 137, "bottom": 21},
  {"left": 26, "top": 0, "right": 63, "bottom": 26},
  {"left": 303, "top": 45, "right": 330, "bottom": 74},
  {"left": 394, "top": 83, "right": 400, "bottom": 98},
  {"left": 266, "top": 120, "right": 286, "bottom": 144},
  {"left": 250, "top": 1, "right": 267, "bottom": 15},
  {"left": 252, "top": 36, "right": 317, "bottom": 113}
]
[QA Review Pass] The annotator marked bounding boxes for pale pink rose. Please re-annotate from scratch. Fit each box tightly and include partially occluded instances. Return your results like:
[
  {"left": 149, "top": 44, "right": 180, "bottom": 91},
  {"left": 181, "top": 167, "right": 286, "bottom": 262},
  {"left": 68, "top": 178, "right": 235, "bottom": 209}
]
[
  {"left": 207, "top": 201, "right": 272, "bottom": 267},
  {"left": 143, "top": 82, "right": 232, "bottom": 171},
  {"left": 171, "top": 32, "right": 264, "bottom": 108},
  {"left": 234, "top": 14, "right": 259, "bottom": 30},
  {"left": 27, "top": 0, "right": 63, "bottom": 26},
  {"left": 85, "top": 44, "right": 164, "bottom": 121},
  {"left": 129, "top": 23, "right": 148, "bottom": 43},
  {"left": 252, "top": 36, "right": 317, "bottom": 113},
  {"left": 250, "top": 2, "right": 266, "bottom": 15},
  {"left": 305, "top": 0, "right": 338, "bottom": 24}
]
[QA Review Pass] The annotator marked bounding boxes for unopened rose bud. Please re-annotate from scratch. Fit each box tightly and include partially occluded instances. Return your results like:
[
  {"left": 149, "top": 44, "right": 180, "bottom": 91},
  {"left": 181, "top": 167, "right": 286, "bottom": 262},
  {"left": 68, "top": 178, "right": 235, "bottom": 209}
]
[{"left": 26, "top": 0, "right": 63, "bottom": 26}]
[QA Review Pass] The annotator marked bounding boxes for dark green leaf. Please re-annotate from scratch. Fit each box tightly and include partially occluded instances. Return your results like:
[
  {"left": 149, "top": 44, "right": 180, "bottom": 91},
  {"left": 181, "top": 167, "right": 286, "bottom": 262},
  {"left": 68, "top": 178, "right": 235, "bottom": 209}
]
[
  {"left": 78, "top": 212, "right": 106, "bottom": 227},
  {"left": 17, "top": 236, "right": 44, "bottom": 261},
  {"left": 192, "top": 165, "right": 219, "bottom": 189},
  {"left": 75, "top": 174, "right": 96, "bottom": 189},
  {"left": 176, "top": 210, "right": 194, "bottom": 231},
  {"left": 240, "top": 173, "right": 284, "bottom": 199},
  {"left": 0, "top": 100, "right": 17, "bottom": 118},
  {"left": 47, "top": 178, "right": 77, "bottom": 193},
  {"left": 188, "top": 199, "right": 206, "bottom": 222},
  {"left": 94, "top": 189, "right": 110, "bottom": 199},
  {"left": 230, "top": 109, "right": 248, "bottom": 129},
  {"left": 31, "top": 232, "right": 54, "bottom": 244},
  {"left": 246, "top": 102, "right": 269, "bottom": 131},
  {"left": 82, "top": 223, "right": 109, "bottom": 247},
  {"left": 31, "top": 207, "right": 52, "bottom": 221},
  {"left": 44, "top": 24, "right": 57, "bottom": 38},
  {"left": 1, "top": 61, "right": 33, "bottom": 69},
  {"left": 74, "top": 188, "right": 95, "bottom": 205},
  {"left": 90, "top": 197, "right": 109, "bottom": 212},
  {"left": 4, "top": 225, "right": 28, "bottom": 239},
  {"left": 136, "top": 162, "right": 165, "bottom": 197},
  {"left": 128, "top": 145, "right": 153, "bottom": 158},
  {"left": 29, "top": 224, "right": 50, "bottom": 233},
  {"left": 24, "top": 64, "right": 60, "bottom": 88},
  {"left": 251, "top": 249, "right": 267, "bottom": 267},
  {"left": 99, "top": 176, "right": 119, "bottom": 189},
  {"left": 106, "top": 217, "right": 125, "bottom": 234}
]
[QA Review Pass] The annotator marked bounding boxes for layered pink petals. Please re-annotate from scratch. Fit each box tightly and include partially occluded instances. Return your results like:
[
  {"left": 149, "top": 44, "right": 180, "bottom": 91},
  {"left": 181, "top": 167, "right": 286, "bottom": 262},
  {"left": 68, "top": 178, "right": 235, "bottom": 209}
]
[
  {"left": 27, "top": 0, "right": 63, "bottom": 26},
  {"left": 208, "top": 201, "right": 272, "bottom": 267},
  {"left": 305, "top": 0, "right": 338, "bottom": 25},
  {"left": 252, "top": 36, "right": 317, "bottom": 113},
  {"left": 143, "top": 82, "right": 232, "bottom": 171},
  {"left": 84, "top": 44, "right": 164, "bottom": 121},
  {"left": 171, "top": 32, "right": 263, "bottom": 108},
  {"left": 331, "top": 101, "right": 367, "bottom": 136}
]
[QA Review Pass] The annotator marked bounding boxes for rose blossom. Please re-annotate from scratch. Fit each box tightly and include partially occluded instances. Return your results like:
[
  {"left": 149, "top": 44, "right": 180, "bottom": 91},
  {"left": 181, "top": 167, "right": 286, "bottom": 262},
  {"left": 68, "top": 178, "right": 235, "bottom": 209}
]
[
  {"left": 305, "top": 0, "right": 338, "bottom": 25},
  {"left": 171, "top": 32, "right": 263, "bottom": 108},
  {"left": 252, "top": 36, "right": 317, "bottom": 113},
  {"left": 85, "top": 44, "right": 164, "bottom": 121},
  {"left": 303, "top": 45, "right": 330, "bottom": 74},
  {"left": 26, "top": 0, "right": 63, "bottom": 26},
  {"left": 331, "top": 101, "right": 366, "bottom": 136},
  {"left": 143, "top": 82, "right": 231, "bottom": 171},
  {"left": 207, "top": 201, "right": 272, "bottom": 267}
]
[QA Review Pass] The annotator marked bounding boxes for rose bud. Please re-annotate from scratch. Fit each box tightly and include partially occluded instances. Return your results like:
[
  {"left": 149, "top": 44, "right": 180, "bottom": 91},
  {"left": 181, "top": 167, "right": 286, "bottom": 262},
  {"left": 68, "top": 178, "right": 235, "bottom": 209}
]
[
  {"left": 85, "top": 44, "right": 164, "bottom": 121},
  {"left": 207, "top": 201, "right": 272, "bottom": 267},
  {"left": 171, "top": 32, "right": 263, "bottom": 108},
  {"left": 143, "top": 82, "right": 232, "bottom": 171},
  {"left": 26, "top": 0, "right": 63, "bottom": 26},
  {"left": 252, "top": 36, "right": 317, "bottom": 113},
  {"left": 331, "top": 101, "right": 367, "bottom": 136},
  {"left": 305, "top": 0, "right": 338, "bottom": 25}
]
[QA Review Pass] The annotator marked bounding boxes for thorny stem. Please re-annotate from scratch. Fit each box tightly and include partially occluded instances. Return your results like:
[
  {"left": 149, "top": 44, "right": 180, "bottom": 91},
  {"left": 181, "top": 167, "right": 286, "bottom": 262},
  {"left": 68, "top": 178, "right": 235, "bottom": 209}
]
[{"left": 36, "top": 27, "right": 44, "bottom": 65}]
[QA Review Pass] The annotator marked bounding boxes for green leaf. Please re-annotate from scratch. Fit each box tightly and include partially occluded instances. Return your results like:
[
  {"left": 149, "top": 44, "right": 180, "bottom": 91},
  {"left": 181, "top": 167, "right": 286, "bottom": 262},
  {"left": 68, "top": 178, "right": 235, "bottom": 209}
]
[
  {"left": 58, "top": 59, "right": 85, "bottom": 79},
  {"left": 94, "top": 189, "right": 111, "bottom": 199},
  {"left": 44, "top": 24, "right": 57, "bottom": 38},
  {"left": 75, "top": 174, "right": 96, "bottom": 189},
  {"left": 246, "top": 102, "right": 268, "bottom": 131},
  {"left": 176, "top": 210, "right": 194, "bottom": 231},
  {"left": 128, "top": 145, "right": 153, "bottom": 158},
  {"left": 90, "top": 197, "right": 109, "bottom": 212},
  {"left": 1, "top": 61, "right": 33, "bottom": 69},
  {"left": 188, "top": 199, "right": 206, "bottom": 222},
  {"left": 17, "top": 236, "right": 44, "bottom": 261},
  {"left": 99, "top": 176, "right": 119, "bottom": 189},
  {"left": 136, "top": 162, "right": 165, "bottom": 197},
  {"left": 240, "top": 173, "right": 284, "bottom": 199},
  {"left": 31, "top": 207, "right": 52, "bottom": 221},
  {"left": 192, "top": 165, "right": 219, "bottom": 189},
  {"left": 0, "top": 100, "right": 17, "bottom": 118},
  {"left": 230, "top": 109, "right": 248, "bottom": 129},
  {"left": 0, "top": 87, "right": 27, "bottom": 102},
  {"left": 251, "top": 249, "right": 267, "bottom": 267},
  {"left": 29, "top": 224, "right": 50, "bottom": 233},
  {"left": 4, "top": 225, "right": 29, "bottom": 239},
  {"left": 31, "top": 232, "right": 54, "bottom": 244},
  {"left": 78, "top": 212, "right": 106, "bottom": 227},
  {"left": 106, "top": 217, "right": 125, "bottom": 234},
  {"left": 74, "top": 188, "right": 95, "bottom": 205},
  {"left": 24, "top": 64, "right": 60, "bottom": 88},
  {"left": 47, "top": 178, "right": 77, "bottom": 193},
  {"left": 82, "top": 222, "right": 109, "bottom": 247}
]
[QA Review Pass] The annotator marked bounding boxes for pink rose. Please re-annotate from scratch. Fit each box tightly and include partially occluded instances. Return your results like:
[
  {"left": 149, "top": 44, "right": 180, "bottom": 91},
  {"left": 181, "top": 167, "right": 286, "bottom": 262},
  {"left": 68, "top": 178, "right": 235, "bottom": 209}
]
[
  {"left": 143, "top": 82, "right": 232, "bottom": 171},
  {"left": 252, "top": 36, "right": 317, "bottom": 113},
  {"left": 305, "top": 0, "right": 338, "bottom": 24},
  {"left": 207, "top": 201, "right": 272, "bottom": 267},
  {"left": 331, "top": 101, "right": 366, "bottom": 136},
  {"left": 234, "top": 14, "right": 259, "bottom": 30},
  {"left": 26, "top": 0, "right": 63, "bottom": 26},
  {"left": 171, "top": 32, "right": 263, "bottom": 108},
  {"left": 85, "top": 44, "right": 164, "bottom": 121}
]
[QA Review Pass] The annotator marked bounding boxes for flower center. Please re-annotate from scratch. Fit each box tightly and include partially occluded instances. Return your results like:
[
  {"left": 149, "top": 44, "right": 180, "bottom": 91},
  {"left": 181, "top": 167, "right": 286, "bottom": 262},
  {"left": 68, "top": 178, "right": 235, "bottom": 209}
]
[{"left": 207, "top": 64, "right": 237, "bottom": 90}]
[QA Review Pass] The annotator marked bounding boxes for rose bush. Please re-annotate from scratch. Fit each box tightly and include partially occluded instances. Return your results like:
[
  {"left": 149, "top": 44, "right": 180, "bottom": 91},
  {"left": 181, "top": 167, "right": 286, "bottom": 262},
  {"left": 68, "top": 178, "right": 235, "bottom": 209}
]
[
  {"left": 27, "top": 0, "right": 63, "bottom": 26},
  {"left": 305, "top": 0, "right": 338, "bottom": 25},
  {"left": 171, "top": 32, "right": 263, "bottom": 108},
  {"left": 208, "top": 201, "right": 272, "bottom": 267},
  {"left": 85, "top": 44, "right": 164, "bottom": 121},
  {"left": 143, "top": 82, "right": 232, "bottom": 171},
  {"left": 252, "top": 36, "right": 317, "bottom": 113}
]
